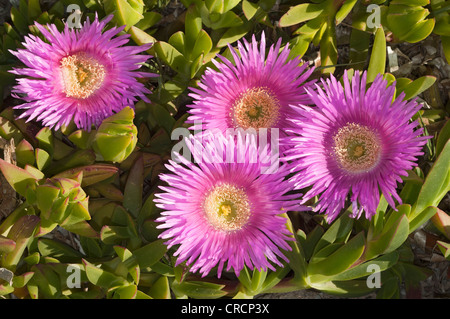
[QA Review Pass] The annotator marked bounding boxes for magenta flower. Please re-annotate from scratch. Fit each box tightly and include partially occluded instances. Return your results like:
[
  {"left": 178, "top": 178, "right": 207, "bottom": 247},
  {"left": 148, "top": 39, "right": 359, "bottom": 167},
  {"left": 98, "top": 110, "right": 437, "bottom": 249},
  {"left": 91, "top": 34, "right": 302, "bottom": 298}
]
[
  {"left": 10, "top": 14, "right": 155, "bottom": 131},
  {"left": 284, "top": 71, "right": 429, "bottom": 222},
  {"left": 187, "top": 32, "right": 314, "bottom": 133},
  {"left": 155, "top": 131, "right": 304, "bottom": 277}
]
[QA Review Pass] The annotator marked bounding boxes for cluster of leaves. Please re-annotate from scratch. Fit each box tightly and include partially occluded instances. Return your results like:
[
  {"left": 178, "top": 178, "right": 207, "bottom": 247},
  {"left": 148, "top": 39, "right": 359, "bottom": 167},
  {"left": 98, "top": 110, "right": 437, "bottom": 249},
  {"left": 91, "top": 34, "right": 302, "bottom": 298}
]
[
  {"left": 280, "top": 0, "right": 450, "bottom": 72},
  {"left": 0, "top": 0, "right": 449, "bottom": 299}
]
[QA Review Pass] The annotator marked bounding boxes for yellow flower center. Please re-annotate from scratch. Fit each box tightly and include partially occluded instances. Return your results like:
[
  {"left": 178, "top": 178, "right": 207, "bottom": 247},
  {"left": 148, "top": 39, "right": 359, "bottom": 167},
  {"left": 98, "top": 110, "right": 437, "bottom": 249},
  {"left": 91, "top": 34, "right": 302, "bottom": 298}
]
[
  {"left": 60, "top": 53, "right": 106, "bottom": 99},
  {"left": 233, "top": 87, "right": 280, "bottom": 129},
  {"left": 333, "top": 123, "right": 381, "bottom": 173},
  {"left": 203, "top": 183, "right": 251, "bottom": 231}
]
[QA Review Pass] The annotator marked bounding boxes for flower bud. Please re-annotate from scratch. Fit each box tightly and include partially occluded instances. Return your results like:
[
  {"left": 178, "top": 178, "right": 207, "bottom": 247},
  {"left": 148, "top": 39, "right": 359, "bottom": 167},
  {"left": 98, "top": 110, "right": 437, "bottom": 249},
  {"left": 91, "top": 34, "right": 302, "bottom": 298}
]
[{"left": 92, "top": 107, "right": 138, "bottom": 163}]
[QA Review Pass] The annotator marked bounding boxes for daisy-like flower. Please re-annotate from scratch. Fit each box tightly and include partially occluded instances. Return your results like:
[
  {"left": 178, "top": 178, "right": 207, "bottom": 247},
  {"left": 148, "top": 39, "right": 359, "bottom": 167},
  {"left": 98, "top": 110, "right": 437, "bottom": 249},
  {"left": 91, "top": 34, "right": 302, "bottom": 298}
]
[
  {"left": 155, "top": 131, "right": 303, "bottom": 277},
  {"left": 284, "top": 71, "right": 429, "bottom": 223},
  {"left": 10, "top": 14, "right": 154, "bottom": 131},
  {"left": 187, "top": 32, "right": 315, "bottom": 134}
]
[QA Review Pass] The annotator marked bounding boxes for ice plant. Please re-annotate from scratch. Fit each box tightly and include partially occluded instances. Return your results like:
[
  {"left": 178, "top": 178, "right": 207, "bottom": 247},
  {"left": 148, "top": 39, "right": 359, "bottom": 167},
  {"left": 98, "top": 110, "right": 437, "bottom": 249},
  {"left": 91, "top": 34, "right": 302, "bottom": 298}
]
[
  {"left": 155, "top": 132, "right": 303, "bottom": 277},
  {"left": 92, "top": 106, "right": 138, "bottom": 163},
  {"left": 187, "top": 32, "right": 315, "bottom": 134},
  {"left": 10, "top": 14, "right": 154, "bottom": 131},
  {"left": 284, "top": 71, "right": 429, "bottom": 223}
]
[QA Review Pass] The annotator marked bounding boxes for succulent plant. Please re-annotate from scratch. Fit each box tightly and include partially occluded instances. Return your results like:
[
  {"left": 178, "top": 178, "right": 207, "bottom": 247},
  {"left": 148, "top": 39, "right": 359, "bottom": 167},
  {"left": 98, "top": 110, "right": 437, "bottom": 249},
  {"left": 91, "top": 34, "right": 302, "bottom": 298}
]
[{"left": 0, "top": 0, "right": 448, "bottom": 302}]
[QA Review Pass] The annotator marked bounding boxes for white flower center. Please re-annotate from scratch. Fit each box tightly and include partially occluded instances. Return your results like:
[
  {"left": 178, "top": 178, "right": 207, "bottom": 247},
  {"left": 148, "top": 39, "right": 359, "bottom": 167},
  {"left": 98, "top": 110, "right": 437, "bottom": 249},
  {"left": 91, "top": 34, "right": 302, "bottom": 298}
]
[
  {"left": 60, "top": 53, "right": 106, "bottom": 99},
  {"left": 203, "top": 183, "right": 251, "bottom": 231},
  {"left": 232, "top": 87, "right": 280, "bottom": 129},
  {"left": 332, "top": 123, "right": 381, "bottom": 173}
]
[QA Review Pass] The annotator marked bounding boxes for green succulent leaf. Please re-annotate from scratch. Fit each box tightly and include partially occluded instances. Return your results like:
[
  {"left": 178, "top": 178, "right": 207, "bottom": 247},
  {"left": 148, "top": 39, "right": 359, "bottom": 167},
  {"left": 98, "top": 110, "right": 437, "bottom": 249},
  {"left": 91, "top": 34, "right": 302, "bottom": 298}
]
[
  {"left": 2, "top": 215, "right": 40, "bottom": 271},
  {"left": 27, "top": 0, "right": 41, "bottom": 20},
  {"left": 300, "top": 225, "right": 325, "bottom": 261},
  {"left": 205, "top": 0, "right": 224, "bottom": 13},
  {"left": 35, "top": 148, "right": 51, "bottom": 171},
  {"left": 409, "top": 206, "right": 439, "bottom": 234},
  {"left": 148, "top": 275, "right": 170, "bottom": 299},
  {"left": 113, "top": 245, "right": 133, "bottom": 263},
  {"left": 0, "top": 235, "right": 16, "bottom": 254},
  {"left": 96, "top": 134, "right": 133, "bottom": 160},
  {"left": 37, "top": 238, "right": 83, "bottom": 262},
  {"left": 191, "top": 29, "right": 212, "bottom": 61},
  {"left": 104, "top": 0, "right": 144, "bottom": 31},
  {"left": 399, "top": 76, "right": 437, "bottom": 100},
  {"left": 0, "top": 269, "right": 14, "bottom": 287},
  {"left": 27, "top": 282, "right": 39, "bottom": 299},
  {"left": 410, "top": 139, "right": 450, "bottom": 224},
  {"left": 36, "top": 218, "right": 58, "bottom": 238},
  {"left": 92, "top": 107, "right": 138, "bottom": 163},
  {"left": 367, "top": 27, "right": 386, "bottom": 83},
  {"left": 168, "top": 31, "right": 186, "bottom": 56},
  {"left": 0, "top": 204, "right": 36, "bottom": 237},
  {"left": 319, "top": 22, "right": 337, "bottom": 74},
  {"left": 68, "top": 129, "right": 94, "bottom": 149},
  {"left": 123, "top": 154, "right": 144, "bottom": 218},
  {"left": 35, "top": 127, "right": 54, "bottom": 155},
  {"left": 15, "top": 139, "right": 35, "bottom": 167},
  {"left": 62, "top": 220, "right": 99, "bottom": 238},
  {"left": 100, "top": 225, "right": 132, "bottom": 244},
  {"left": 242, "top": 0, "right": 260, "bottom": 20},
  {"left": 307, "top": 232, "right": 366, "bottom": 280},
  {"left": 112, "top": 284, "right": 138, "bottom": 299},
  {"left": 83, "top": 259, "right": 127, "bottom": 289},
  {"left": 335, "top": 0, "right": 358, "bottom": 25},
  {"left": 441, "top": 36, "right": 450, "bottom": 63},
  {"left": 201, "top": 5, "right": 243, "bottom": 30},
  {"left": 431, "top": 208, "right": 450, "bottom": 239},
  {"left": 0, "top": 159, "right": 38, "bottom": 197},
  {"left": 311, "top": 279, "right": 377, "bottom": 297},
  {"left": 331, "top": 251, "right": 399, "bottom": 282},
  {"left": 36, "top": 184, "right": 61, "bottom": 217},
  {"left": 437, "top": 241, "right": 450, "bottom": 259},
  {"left": 390, "top": 0, "right": 430, "bottom": 5},
  {"left": 80, "top": 237, "right": 103, "bottom": 259},
  {"left": 171, "top": 280, "right": 227, "bottom": 299},
  {"left": 151, "top": 104, "right": 176, "bottom": 135},
  {"left": 217, "top": 22, "right": 252, "bottom": 48},
  {"left": 12, "top": 271, "right": 34, "bottom": 288},
  {"left": 313, "top": 213, "right": 354, "bottom": 255},
  {"left": 387, "top": 4, "right": 434, "bottom": 42},
  {"left": 53, "top": 164, "right": 119, "bottom": 188},
  {"left": 185, "top": 4, "right": 202, "bottom": 53},
  {"left": 46, "top": 149, "right": 96, "bottom": 176},
  {"left": 364, "top": 209, "right": 409, "bottom": 260},
  {"left": 436, "top": 119, "right": 450, "bottom": 157},
  {"left": 61, "top": 200, "right": 91, "bottom": 226},
  {"left": 154, "top": 41, "right": 190, "bottom": 75},
  {"left": 133, "top": 239, "right": 167, "bottom": 268},
  {"left": 279, "top": 3, "right": 326, "bottom": 27},
  {"left": 0, "top": 117, "right": 22, "bottom": 144},
  {"left": 401, "top": 19, "right": 435, "bottom": 43},
  {"left": 11, "top": 6, "right": 29, "bottom": 34},
  {"left": 288, "top": 18, "right": 323, "bottom": 59},
  {"left": 129, "top": 25, "right": 156, "bottom": 48},
  {"left": 134, "top": 11, "right": 161, "bottom": 31},
  {"left": 401, "top": 262, "right": 434, "bottom": 297}
]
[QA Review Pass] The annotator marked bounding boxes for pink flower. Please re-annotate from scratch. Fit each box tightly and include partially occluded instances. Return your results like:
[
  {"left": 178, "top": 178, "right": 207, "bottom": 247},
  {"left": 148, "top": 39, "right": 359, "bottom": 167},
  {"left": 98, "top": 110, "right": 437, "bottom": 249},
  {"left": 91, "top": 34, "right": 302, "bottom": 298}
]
[{"left": 10, "top": 14, "right": 156, "bottom": 131}]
